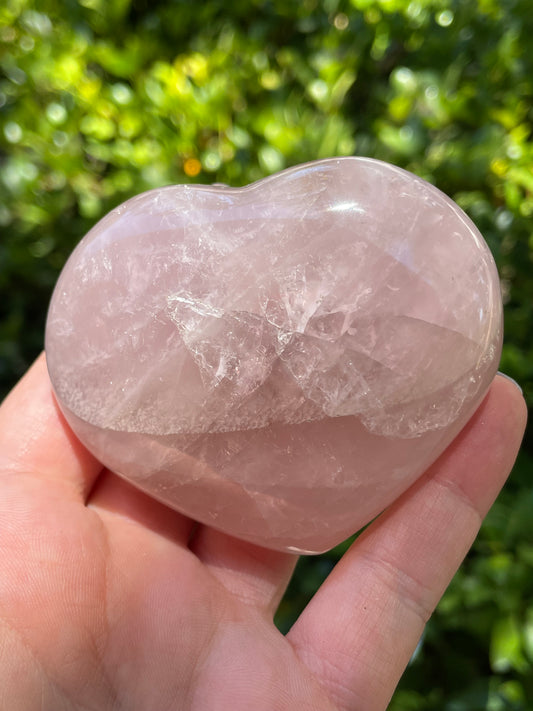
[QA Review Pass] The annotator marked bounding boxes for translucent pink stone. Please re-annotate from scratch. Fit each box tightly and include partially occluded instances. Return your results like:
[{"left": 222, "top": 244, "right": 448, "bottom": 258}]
[{"left": 45, "top": 158, "right": 502, "bottom": 553}]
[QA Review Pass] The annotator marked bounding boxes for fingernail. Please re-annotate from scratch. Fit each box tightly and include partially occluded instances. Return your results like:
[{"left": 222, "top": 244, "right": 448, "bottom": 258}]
[{"left": 497, "top": 371, "right": 523, "bottom": 395}]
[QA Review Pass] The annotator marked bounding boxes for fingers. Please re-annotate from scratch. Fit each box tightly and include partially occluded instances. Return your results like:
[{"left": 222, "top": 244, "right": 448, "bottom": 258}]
[
  {"left": 287, "top": 376, "right": 527, "bottom": 711},
  {"left": 190, "top": 528, "right": 298, "bottom": 616},
  {"left": 88, "top": 472, "right": 297, "bottom": 610},
  {"left": 88, "top": 469, "right": 196, "bottom": 547},
  {"left": 0, "top": 353, "right": 103, "bottom": 500}
]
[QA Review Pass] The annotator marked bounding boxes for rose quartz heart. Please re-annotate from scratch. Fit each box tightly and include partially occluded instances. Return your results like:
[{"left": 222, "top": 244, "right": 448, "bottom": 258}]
[{"left": 45, "top": 158, "right": 502, "bottom": 553}]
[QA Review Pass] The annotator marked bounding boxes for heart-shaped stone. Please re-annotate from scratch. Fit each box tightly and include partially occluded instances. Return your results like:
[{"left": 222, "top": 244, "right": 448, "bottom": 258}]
[{"left": 45, "top": 158, "right": 502, "bottom": 553}]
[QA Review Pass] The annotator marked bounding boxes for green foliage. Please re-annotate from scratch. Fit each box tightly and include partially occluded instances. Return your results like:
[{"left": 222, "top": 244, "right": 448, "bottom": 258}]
[{"left": 2, "top": 0, "right": 533, "bottom": 706}]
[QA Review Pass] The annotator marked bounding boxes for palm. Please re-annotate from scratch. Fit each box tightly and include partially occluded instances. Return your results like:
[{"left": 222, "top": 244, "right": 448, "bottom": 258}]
[
  {"left": 2, "top": 451, "right": 333, "bottom": 710},
  {"left": 0, "top": 356, "right": 526, "bottom": 711}
]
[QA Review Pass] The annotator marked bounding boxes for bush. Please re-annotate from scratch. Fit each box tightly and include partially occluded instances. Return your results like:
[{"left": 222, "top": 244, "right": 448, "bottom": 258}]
[{"left": 2, "top": 1, "right": 533, "bottom": 706}]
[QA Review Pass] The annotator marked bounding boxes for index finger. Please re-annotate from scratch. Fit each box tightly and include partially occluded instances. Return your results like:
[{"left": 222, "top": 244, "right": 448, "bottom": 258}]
[{"left": 288, "top": 375, "right": 527, "bottom": 711}]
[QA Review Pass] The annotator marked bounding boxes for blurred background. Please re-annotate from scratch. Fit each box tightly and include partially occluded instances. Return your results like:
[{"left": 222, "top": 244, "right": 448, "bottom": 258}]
[{"left": 1, "top": 0, "right": 533, "bottom": 707}]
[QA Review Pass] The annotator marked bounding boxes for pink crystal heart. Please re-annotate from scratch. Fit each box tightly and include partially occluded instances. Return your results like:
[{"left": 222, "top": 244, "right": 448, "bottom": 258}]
[{"left": 45, "top": 158, "right": 502, "bottom": 553}]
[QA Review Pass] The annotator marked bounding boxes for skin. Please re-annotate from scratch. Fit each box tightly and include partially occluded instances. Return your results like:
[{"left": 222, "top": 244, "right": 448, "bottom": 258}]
[{"left": 0, "top": 354, "right": 527, "bottom": 711}]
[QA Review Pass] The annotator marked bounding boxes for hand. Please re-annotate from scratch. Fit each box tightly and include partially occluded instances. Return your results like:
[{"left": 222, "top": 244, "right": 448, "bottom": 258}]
[{"left": 0, "top": 354, "right": 526, "bottom": 711}]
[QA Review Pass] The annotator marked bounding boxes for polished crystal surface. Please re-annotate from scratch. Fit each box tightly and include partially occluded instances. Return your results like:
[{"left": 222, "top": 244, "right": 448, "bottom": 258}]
[{"left": 45, "top": 158, "right": 502, "bottom": 553}]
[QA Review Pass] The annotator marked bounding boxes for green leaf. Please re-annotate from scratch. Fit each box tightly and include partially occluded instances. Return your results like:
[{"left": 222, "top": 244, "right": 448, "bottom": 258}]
[{"left": 490, "top": 616, "right": 528, "bottom": 673}]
